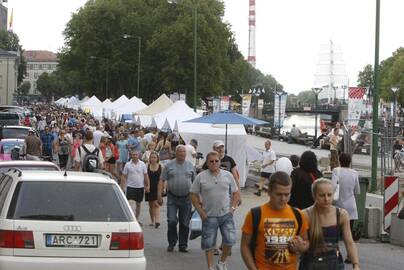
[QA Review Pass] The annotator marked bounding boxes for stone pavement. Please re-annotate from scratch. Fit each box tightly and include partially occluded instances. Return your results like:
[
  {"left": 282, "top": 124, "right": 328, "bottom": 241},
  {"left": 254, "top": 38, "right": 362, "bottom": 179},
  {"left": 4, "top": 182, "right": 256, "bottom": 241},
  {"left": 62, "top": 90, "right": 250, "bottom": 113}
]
[{"left": 140, "top": 179, "right": 404, "bottom": 270}]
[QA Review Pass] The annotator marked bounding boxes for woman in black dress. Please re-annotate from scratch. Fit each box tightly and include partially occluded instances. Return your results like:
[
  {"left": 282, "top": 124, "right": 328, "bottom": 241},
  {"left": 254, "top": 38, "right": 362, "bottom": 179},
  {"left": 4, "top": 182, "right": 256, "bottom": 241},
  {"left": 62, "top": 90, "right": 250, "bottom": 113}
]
[{"left": 145, "top": 151, "right": 162, "bottom": 228}]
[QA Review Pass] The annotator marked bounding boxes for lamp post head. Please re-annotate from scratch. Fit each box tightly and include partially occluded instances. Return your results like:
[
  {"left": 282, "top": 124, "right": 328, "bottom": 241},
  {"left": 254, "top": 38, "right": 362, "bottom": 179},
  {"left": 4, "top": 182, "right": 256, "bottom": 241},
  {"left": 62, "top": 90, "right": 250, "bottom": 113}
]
[
  {"left": 391, "top": 86, "right": 399, "bottom": 94},
  {"left": 123, "top": 34, "right": 131, "bottom": 39},
  {"left": 311, "top": 87, "right": 323, "bottom": 95}
]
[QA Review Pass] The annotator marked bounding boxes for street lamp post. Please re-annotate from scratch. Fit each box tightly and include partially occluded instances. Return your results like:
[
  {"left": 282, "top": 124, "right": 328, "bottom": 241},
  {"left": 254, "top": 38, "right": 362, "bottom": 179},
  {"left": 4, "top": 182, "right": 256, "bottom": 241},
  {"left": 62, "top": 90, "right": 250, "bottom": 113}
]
[
  {"left": 167, "top": 0, "right": 197, "bottom": 112},
  {"left": 90, "top": 56, "right": 109, "bottom": 99},
  {"left": 312, "top": 87, "right": 323, "bottom": 140},
  {"left": 123, "top": 34, "right": 142, "bottom": 97},
  {"left": 341, "top": 85, "right": 348, "bottom": 104},
  {"left": 274, "top": 87, "right": 284, "bottom": 136},
  {"left": 391, "top": 86, "right": 399, "bottom": 136}
]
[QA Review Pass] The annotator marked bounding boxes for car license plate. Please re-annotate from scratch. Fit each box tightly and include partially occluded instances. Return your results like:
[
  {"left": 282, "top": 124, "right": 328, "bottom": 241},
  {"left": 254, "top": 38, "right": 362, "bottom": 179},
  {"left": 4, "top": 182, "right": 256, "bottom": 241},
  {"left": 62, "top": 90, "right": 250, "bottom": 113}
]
[{"left": 46, "top": 234, "right": 98, "bottom": 248}]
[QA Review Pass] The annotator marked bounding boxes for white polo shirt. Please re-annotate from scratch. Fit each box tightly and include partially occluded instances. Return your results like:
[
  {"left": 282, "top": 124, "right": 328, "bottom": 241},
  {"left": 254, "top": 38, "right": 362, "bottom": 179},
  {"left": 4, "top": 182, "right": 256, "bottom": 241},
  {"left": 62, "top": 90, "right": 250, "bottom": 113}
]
[
  {"left": 123, "top": 160, "right": 147, "bottom": 188},
  {"left": 261, "top": 149, "right": 276, "bottom": 173}
]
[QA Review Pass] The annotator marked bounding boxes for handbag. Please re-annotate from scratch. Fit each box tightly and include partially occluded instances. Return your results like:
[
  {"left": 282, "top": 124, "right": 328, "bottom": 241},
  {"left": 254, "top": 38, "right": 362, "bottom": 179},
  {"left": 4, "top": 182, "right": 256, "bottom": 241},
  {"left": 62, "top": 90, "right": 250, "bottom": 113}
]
[
  {"left": 299, "top": 250, "right": 344, "bottom": 270},
  {"left": 333, "top": 168, "right": 340, "bottom": 202}
]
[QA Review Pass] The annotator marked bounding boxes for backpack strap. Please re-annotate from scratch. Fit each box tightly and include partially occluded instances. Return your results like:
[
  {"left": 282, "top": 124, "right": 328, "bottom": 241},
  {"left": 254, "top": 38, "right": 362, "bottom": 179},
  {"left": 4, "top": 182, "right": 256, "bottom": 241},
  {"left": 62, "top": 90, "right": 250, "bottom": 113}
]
[
  {"left": 291, "top": 207, "right": 303, "bottom": 236},
  {"left": 250, "top": 206, "right": 261, "bottom": 261}
]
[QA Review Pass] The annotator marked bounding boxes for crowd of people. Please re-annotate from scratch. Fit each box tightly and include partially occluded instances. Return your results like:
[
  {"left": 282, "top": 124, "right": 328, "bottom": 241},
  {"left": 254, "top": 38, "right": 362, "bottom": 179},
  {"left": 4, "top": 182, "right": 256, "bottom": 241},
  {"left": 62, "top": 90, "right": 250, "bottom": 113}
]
[{"left": 20, "top": 104, "right": 363, "bottom": 270}]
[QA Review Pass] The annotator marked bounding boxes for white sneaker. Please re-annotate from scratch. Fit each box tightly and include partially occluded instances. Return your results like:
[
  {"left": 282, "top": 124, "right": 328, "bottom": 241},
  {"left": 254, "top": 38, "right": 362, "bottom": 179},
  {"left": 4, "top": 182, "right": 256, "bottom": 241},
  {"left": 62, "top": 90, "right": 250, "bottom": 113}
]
[{"left": 215, "top": 261, "right": 228, "bottom": 270}]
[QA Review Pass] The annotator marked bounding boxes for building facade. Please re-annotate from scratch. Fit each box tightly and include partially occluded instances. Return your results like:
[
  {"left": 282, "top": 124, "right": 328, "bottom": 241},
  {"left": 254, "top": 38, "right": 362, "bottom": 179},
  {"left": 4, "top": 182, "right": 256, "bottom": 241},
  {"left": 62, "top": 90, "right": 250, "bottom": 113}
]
[
  {"left": 0, "top": 1, "right": 7, "bottom": 31},
  {"left": 0, "top": 49, "right": 18, "bottom": 105},
  {"left": 23, "top": 50, "right": 58, "bottom": 95}
]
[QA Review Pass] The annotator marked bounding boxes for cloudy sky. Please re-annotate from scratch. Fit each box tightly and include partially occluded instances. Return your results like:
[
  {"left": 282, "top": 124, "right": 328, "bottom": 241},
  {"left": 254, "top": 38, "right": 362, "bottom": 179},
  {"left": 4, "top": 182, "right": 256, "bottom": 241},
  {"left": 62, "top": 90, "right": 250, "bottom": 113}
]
[{"left": 7, "top": 0, "right": 404, "bottom": 94}]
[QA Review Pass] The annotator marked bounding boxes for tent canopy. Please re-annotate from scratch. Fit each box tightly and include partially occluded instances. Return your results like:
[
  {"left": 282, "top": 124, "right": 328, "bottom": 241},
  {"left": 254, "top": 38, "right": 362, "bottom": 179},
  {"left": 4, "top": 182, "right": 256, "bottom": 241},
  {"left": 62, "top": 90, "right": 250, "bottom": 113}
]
[
  {"left": 153, "top": 100, "right": 200, "bottom": 129},
  {"left": 136, "top": 94, "right": 173, "bottom": 115},
  {"left": 114, "top": 97, "right": 147, "bottom": 118},
  {"left": 110, "top": 95, "right": 129, "bottom": 110}
]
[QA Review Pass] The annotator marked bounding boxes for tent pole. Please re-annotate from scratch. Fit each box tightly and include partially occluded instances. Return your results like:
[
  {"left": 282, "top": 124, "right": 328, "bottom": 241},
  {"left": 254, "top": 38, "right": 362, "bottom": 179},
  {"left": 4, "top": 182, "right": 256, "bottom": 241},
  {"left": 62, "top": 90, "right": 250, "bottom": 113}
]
[{"left": 225, "top": 124, "right": 228, "bottom": 155}]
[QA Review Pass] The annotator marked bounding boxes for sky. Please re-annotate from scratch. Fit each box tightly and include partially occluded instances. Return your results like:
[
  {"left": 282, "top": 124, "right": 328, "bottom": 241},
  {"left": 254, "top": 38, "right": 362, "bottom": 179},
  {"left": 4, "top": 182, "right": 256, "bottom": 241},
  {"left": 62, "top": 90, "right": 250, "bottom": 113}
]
[{"left": 6, "top": 0, "right": 404, "bottom": 94}]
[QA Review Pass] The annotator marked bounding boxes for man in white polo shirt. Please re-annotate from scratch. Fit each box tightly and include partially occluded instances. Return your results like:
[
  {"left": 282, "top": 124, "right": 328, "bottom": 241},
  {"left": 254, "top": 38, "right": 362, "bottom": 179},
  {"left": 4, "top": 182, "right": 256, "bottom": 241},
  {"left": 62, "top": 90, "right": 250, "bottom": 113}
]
[
  {"left": 121, "top": 151, "right": 150, "bottom": 223},
  {"left": 254, "top": 140, "right": 276, "bottom": 196}
]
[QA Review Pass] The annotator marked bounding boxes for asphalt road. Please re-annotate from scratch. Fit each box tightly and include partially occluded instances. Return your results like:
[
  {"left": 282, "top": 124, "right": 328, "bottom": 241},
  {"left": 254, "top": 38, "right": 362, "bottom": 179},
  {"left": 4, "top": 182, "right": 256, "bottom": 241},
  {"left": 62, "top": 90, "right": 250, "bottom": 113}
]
[{"left": 141, "top": 181, "right": 404, "bottom": 270}]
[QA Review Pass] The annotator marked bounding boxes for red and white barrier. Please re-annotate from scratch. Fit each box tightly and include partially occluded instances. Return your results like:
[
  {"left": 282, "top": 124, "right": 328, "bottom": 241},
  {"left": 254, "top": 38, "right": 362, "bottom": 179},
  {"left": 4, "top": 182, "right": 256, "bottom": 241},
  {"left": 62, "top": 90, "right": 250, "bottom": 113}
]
[{"left": 384, "top": 176, "right": 399, "bottom": 231}]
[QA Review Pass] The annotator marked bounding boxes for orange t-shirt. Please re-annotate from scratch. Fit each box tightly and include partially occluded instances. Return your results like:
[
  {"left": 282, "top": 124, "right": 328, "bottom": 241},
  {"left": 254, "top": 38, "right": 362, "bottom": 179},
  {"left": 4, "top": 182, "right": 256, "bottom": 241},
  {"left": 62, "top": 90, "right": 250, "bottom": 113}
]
[{"left": 242, "top": 204, "right": 309, "bottom": 270}]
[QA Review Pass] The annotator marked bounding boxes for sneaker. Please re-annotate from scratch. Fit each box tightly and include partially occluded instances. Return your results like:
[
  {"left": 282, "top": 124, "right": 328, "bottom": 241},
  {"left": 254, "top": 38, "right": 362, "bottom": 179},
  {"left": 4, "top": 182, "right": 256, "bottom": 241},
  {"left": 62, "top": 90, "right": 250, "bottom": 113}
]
[
  {"left": 167, "top": 246, "right": 174, "bottom": 252},
  {"left": 179, "top": 247, "right": 188, "bottom": 253},
  {"left": 254, "top": 190, "right": 261, "bottom": 196},
  {"left": 215, "top": 261, "right": 228, "bottom": 270}
]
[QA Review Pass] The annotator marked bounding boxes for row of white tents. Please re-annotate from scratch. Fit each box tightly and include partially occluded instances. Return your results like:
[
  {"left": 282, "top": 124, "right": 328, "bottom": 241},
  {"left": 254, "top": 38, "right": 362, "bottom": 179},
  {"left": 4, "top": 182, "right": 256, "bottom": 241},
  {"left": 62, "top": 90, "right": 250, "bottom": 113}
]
[{"left": 55, "top": 94, "right": 249, "bottom": 187}]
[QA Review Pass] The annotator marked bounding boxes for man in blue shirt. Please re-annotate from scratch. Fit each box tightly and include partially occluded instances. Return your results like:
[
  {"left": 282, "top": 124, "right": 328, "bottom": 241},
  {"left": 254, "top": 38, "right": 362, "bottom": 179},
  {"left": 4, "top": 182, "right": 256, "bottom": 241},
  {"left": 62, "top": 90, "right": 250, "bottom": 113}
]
[
  {"left": 40, "top": 126, "right": 54, "bottom": 157},
  {"left": 128, "top": 129, "right": 141, "bottom": 153}
]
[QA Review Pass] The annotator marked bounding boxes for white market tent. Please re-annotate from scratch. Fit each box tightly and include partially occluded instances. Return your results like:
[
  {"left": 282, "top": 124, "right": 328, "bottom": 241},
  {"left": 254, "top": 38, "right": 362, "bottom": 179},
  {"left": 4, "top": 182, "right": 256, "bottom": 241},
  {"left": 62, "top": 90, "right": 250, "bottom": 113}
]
[
  {"left": 102, "top": 99, "right": 114, "bottom": 119},
  {"left": 110, "top": 95, "right": 129, "bottom": 110},
  {"left": 136, "top": 94, "right": 173, "bottom": 116},
  {"left": 135, "top": 94, "right": 173, "bottom": 127},
  {"left": 66, "top": 96, "right": 81, "bottom": 110},
  {"left": 114, "top": 96, "right": 147, "bottom": 120},
  {"left": 179, "top": 122, "right": 248, "bottom": 187},
  {"left": 80, "top": 96, "right": 90, "bottom": 104},
  {"left": 55, "top": 97, "right": 67, "bottom": 106},
  {"left": 80, "top": 95, "right": 103, "bottom": 118},
  {"left": 153, "top": 100, "right": 200, "bottom": 130}
]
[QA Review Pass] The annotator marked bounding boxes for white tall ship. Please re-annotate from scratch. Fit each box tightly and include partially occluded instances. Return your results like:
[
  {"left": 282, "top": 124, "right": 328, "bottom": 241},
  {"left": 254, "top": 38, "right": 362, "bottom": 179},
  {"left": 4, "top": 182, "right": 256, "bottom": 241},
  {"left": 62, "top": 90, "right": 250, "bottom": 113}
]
[{"left": 314, "top": 40, "right": 349, "bottom": 103}]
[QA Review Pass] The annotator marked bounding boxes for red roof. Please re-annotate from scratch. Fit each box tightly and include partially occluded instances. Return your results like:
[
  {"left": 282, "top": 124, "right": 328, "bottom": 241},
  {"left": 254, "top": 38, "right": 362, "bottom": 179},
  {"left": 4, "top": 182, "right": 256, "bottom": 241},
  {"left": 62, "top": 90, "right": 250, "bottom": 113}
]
[{"left": 23, "top": 50, "right": 57, "bottom": 62}]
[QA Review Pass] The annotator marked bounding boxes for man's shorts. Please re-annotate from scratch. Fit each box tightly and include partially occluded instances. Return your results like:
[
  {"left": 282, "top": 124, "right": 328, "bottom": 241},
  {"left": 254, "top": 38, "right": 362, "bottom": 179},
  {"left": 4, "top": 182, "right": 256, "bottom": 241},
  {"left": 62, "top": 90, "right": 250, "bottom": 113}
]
[
  {"left": 126, "top": 187, "right": 144, "bottom": 202},
  {"left": 201, "top": 212, "right": 236, "bottom": 250},
  {"left": 260, "top": 172, "right": 272, "bottom": 179}
]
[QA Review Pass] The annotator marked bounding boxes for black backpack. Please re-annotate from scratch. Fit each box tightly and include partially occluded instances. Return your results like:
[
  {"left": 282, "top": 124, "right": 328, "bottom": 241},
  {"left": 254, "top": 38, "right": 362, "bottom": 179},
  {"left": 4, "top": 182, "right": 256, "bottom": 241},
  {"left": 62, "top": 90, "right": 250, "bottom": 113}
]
[
  {"left": 79, "top": 144, "right": 100, "bottom": 172},
  {"left": 249, "top": 205, "right": 303, "bottom": 260}
]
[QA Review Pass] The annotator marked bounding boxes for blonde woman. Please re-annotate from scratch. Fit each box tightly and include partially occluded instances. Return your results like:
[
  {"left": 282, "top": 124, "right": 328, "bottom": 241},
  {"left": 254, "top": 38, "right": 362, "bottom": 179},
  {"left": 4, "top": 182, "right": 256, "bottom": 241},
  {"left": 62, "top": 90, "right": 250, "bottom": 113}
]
[
  {"left": 155, "top": 133, "right": 172, "bottom": 165},
  {"left": 142, "top": 142, "right": 156, "bottom": 163},
  {"left": 300, "top": 178, "right": 360, "bottom": 270},
  {"left": 145, "top": 151, "right": 162, "bottom": 228}
]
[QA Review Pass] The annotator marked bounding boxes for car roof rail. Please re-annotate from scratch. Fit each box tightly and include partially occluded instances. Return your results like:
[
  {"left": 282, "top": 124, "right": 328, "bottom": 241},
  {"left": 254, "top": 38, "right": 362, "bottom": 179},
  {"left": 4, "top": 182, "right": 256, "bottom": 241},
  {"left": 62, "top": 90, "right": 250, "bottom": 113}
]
[{"left": 7, "top": 167, "right": 22, "bottom": 177}]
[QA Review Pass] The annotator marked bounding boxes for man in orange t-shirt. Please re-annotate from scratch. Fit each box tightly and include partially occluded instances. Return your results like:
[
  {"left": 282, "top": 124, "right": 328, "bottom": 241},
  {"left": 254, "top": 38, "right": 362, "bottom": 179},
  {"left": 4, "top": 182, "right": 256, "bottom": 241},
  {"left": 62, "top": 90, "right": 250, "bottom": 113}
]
[{"left": 241, "top": 171, "right": 309, "bottom": 270}]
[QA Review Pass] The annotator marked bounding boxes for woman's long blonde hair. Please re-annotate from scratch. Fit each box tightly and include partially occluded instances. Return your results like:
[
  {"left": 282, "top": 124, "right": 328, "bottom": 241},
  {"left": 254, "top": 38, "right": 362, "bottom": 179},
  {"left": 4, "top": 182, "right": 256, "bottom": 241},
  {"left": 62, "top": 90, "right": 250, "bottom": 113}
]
[{"left": 308, "top": 178, "right": 334, "bottom": 254}]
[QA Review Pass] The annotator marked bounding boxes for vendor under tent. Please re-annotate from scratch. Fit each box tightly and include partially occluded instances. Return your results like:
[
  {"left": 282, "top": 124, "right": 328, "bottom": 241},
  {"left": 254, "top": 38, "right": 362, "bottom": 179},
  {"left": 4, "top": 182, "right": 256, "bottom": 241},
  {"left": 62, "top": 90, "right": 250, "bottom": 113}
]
[
  {"left": 135, "top": 94, "right": 173, "bottom": 116},
  {"left": 178, "top": 122, "right": 248, "bottom": 187},
  {"left": 80, "top": 95, "right": 103, "bottom": 118}
]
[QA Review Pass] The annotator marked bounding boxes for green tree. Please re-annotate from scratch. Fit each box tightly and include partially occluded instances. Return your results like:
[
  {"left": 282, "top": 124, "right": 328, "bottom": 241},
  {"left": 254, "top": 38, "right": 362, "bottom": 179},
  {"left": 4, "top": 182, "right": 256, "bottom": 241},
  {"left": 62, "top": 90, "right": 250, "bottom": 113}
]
[
  {"left": 297, "top": 90, "right": 315, "bottom": 104},
  {"left": 0, "top": 30, "right": 27, "bottom": 85},
  {"left": 357, "top": 64, "right": 373, "bottom": 88},
  {"left": 58, "top": 0, "right": 282, "bottom": 105},
  {"left": 36, "top": 72, "right": 58, "bottom": 101},
  {"left": 16, "top": 81, "right": 30, "bottom": 96}
]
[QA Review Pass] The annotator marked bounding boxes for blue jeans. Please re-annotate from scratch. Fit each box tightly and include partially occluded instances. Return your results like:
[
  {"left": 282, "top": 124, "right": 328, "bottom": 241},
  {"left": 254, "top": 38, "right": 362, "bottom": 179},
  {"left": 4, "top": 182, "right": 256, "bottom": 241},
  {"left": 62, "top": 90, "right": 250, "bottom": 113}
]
[
  {"left": 201, "top": 212, "right": 236, "bottom": 250},
  {"left": 167, "top": 192, "right": 192, "bottom": 248}
]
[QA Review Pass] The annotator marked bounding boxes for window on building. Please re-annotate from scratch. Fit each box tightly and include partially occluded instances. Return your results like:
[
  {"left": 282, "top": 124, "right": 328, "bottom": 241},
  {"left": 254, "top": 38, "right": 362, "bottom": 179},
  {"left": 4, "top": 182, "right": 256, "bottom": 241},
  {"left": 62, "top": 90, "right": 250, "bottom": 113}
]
[
  {"left": 28, "top": 64, "right": 33, "bottom": 70},
  {"left": 38, "top": 64, "right": 43, "bottom": 70},
  {"left": 34, "top": 73, "right": 38, "bottom": 79}
]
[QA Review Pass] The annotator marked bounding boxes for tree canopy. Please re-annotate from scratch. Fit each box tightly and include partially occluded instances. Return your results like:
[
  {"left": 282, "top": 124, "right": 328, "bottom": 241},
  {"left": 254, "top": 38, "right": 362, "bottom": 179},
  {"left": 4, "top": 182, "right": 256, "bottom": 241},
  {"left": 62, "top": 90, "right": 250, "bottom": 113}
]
[
  {"left": 357, "top": 47, "right": 404, "bottom": 104},
  {"left": 0, "top": 30, "right": 27, "bottom": 85},
  {"left": 58, "top": 0, "right": 282, "bottom": 104}
]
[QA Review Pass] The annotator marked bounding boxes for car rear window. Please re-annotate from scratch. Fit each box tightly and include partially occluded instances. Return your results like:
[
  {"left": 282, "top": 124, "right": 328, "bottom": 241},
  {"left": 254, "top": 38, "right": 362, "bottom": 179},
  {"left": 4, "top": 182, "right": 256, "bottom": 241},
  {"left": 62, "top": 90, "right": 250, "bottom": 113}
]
[
  {"left": 0, "top": 113, "right": 19, "bottom": 120},
  {"left": 7, "top": 181, "right": 132, "bottom": 222},
  {"left": 2, "top": 128, "right": 28, "bottom": 139}
]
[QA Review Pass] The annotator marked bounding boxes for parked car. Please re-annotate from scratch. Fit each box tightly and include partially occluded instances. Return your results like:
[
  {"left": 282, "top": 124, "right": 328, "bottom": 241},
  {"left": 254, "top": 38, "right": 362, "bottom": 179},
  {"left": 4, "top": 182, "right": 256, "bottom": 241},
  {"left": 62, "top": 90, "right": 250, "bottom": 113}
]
[
  {"left": 0, "top": 126, "right": 36, "bottom": 140},
  {"left": 256, "top": 127, "right": 272, "bottom": 138},
  {"left": 0, "top": 161, "right": 60, "bottom": 174},
  {"left": 0, "top": 170, "right": 146, "bottom": 270},
  {"left": 0, "top": 139, "right": 25, "bottom": 161},
  {"left": 0, "top": 112, "right": 21, "bottom": 126}
]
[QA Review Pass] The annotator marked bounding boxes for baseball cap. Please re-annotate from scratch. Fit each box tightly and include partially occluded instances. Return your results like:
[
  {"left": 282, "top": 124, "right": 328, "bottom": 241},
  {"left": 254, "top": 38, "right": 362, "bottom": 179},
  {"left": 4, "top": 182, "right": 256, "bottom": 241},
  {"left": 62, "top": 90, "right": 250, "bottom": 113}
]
[{"left": 213, "top": 140, "right": 225, "bottom": 148}]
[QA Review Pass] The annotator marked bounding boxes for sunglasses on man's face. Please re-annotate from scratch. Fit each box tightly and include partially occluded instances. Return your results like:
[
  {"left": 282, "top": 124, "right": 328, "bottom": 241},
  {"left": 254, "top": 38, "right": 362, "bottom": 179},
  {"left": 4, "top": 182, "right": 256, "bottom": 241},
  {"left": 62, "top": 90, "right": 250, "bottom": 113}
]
[{"left": 209, "top": 159, "right": 220, "bottom": 164}]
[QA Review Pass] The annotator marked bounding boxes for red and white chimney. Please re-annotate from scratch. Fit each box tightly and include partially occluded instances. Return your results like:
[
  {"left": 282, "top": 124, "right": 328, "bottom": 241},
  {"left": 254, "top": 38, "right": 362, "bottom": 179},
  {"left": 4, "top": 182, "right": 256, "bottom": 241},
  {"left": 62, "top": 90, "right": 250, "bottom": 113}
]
[{"left": 248, "top": 0, "right": 256, "bottom": 67}]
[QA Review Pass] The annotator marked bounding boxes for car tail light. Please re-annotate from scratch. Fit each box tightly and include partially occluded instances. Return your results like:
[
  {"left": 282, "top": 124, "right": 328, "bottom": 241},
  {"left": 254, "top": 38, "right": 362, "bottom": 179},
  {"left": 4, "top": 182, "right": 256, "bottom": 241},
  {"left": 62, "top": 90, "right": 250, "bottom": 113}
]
[
  {"left": 0, "top": 230, "right": 35, "bottom": 249},
  {"left": 110, "top": 232, "right": 144, "bottom": 250}
]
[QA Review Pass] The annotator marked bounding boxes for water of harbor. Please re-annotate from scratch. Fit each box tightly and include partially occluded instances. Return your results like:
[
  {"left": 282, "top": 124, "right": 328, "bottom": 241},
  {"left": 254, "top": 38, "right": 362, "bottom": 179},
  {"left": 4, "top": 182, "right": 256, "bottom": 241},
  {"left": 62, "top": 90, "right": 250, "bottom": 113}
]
[{"left": 281, "top": 113, "right": 321, "bottom": 136}]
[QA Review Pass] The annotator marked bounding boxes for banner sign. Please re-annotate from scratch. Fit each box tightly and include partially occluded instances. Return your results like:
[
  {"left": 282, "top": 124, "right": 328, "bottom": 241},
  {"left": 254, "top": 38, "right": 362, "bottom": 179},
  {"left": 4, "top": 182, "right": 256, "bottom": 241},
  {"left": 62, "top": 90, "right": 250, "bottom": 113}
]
[
  {"left": 220, "top": 96, "right": 230, "bottom": 111},
  {"left": 242, "top": 94, "right": 252, "bottom": 116},
  {"left": 274, "top": 94, "right": 287, "bottom": 128},
  {"left": 212, "top": 97, "right": 220, "bottom": 113},
  {"left": 258, "top": 99, "right": 264, "bottom": 109},
  {"left": 348, "top": 87, "right": 366, "bottom": 127}
]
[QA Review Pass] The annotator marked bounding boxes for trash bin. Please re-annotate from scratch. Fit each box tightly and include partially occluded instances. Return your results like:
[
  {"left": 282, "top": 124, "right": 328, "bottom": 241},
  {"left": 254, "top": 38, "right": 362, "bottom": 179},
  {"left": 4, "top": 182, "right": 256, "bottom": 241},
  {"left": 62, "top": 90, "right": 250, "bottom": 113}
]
[{"left": 352, "top": 176, "right": 370, "bottom": 241}]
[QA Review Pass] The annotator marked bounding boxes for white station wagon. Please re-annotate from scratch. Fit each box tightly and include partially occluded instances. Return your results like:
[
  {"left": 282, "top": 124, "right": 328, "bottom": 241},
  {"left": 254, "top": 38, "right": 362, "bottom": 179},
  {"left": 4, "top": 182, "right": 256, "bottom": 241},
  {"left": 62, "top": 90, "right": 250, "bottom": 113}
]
[{"left": 0, "top": 170, "right": 146, "bottom": 270}]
